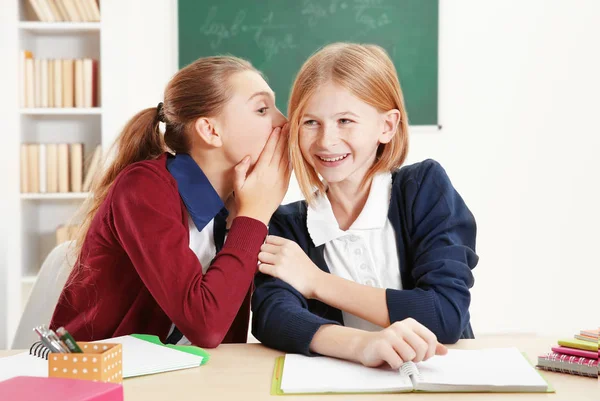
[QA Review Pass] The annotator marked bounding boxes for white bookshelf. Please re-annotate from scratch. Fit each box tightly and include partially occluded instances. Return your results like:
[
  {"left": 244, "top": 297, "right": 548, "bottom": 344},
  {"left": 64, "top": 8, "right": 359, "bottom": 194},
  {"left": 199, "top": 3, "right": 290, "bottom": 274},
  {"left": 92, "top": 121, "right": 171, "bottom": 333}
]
[
  {"left": 1, "top": 0, "right": 177, "bottom": 350},
  {"left": 0, "top": 0, "right": 111, "bottom": 348},
  {"left": 19, "top": 22, "right": 101, "bottom": 33},
  {"left": 20, "top": 108, "right": 102, "bottom": 115},
  {"left": 21, "top": 192, "right": 91, "bottom": 200}
]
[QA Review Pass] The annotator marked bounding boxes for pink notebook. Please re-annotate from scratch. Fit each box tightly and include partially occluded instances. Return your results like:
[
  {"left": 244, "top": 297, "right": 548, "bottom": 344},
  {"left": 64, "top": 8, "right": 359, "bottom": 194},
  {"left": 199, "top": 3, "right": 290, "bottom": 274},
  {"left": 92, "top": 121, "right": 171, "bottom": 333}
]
[
  {"left": 551, "top": 346, "right": 598, "bottom": 360},
  {"left": 0, "top": 376, "right": 123, "bottom": 401}
]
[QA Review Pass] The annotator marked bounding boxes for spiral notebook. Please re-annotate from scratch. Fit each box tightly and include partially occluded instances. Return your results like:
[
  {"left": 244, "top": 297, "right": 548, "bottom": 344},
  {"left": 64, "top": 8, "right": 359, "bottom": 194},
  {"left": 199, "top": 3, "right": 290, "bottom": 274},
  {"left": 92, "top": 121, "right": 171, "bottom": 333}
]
[
  {"left": 537, "top": 352, "right": 598, "bottom": 378},
  {"left": 0, "top": 334, "right": 208, "bottom": 383},
  {"left": 272, "top": 348, "right": 552, "bottom": 395}
]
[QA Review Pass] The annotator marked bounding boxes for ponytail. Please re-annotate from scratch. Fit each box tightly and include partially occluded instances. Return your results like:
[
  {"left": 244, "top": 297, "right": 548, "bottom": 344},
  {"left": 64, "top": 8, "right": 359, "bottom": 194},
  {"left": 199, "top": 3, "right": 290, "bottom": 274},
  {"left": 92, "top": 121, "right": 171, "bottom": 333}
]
[{"left": 74, "top": 107, "right": 165, "bottom": 256}]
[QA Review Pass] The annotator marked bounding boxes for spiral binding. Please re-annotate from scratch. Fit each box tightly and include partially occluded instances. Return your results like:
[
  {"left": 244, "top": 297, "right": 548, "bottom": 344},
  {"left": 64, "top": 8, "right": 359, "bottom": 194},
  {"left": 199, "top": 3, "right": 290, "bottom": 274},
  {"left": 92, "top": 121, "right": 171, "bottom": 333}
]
[
  {"left": 400, "top": 361, "right": 422, "bottom": 381},
  {"left": 29, "top": 341, "right": 51, "bottom": 360}
]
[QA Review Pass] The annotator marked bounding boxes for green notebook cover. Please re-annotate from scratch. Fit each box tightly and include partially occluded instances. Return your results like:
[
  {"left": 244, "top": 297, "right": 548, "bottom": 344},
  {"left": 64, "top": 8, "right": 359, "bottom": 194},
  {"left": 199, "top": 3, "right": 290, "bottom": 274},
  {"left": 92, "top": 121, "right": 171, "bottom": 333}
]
[
  {"left": 130, "top": 334, "right": 210, "bottom": 365},
  {"left": 271, "top": 354, "right": 554, "bottom": 395},
  {"left": 557, "top": 338, "right": 598, "bottom": 352}
]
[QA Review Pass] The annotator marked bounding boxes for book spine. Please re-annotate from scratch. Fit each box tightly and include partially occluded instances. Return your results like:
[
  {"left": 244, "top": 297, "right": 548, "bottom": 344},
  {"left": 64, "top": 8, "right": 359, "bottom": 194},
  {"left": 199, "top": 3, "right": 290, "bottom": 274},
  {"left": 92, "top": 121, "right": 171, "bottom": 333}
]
[
  {"left": 20, "top": 144, "right": 30, "bottom": 193},
  {"left": 39, "top": 144, "right": 47, "bottom": 193}
]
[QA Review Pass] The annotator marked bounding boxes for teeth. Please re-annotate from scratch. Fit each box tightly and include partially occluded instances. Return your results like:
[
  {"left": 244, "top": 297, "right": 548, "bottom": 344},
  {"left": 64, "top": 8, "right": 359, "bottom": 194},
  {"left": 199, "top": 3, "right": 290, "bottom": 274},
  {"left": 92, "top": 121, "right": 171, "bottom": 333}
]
[{"left": 319, "top": 154, "right": 348, "bottom": 162}]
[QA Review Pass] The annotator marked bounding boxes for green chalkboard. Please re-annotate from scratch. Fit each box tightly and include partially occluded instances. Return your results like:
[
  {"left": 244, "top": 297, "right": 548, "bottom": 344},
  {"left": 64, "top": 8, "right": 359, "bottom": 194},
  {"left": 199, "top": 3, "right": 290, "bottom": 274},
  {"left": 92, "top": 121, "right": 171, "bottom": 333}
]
[{"left": 179, "top": 0, "right": 438, "bottom": 125}]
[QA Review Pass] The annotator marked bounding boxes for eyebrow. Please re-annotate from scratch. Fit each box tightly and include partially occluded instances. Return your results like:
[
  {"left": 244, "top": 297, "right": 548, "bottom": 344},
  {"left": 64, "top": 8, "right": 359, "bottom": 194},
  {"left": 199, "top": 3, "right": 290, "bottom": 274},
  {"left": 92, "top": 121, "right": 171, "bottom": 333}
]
[
  {"left": 303, "top": 111, "right": 360, "bottom": 119},
  {"left": 247, "top": 91, "right": 275, "bottom": 102}
]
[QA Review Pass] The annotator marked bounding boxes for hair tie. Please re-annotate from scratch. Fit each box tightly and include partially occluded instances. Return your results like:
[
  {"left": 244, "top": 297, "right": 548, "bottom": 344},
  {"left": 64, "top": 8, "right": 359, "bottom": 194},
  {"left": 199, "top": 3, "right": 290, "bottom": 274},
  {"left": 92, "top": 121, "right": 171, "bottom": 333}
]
[{"left": 156, "top": 102, "right": 165, "bottom": 123}]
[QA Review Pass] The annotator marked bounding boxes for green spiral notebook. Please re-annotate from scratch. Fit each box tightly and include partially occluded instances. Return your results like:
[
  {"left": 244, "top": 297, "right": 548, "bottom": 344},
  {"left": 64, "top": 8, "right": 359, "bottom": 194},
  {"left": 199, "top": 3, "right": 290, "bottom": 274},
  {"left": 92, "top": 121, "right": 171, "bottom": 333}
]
[{"left": 271, "top": 348, "right": 553, "bottom": 395}]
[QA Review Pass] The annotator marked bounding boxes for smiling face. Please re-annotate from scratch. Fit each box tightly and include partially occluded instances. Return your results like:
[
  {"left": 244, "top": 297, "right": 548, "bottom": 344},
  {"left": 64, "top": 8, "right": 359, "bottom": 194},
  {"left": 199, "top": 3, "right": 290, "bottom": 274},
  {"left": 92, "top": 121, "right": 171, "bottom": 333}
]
[
  {"left": 298, "top": 82, "right": 395, "bottom": 188},
  {"left": 288, "top": 43, "right": 409, "bottom": 204}
]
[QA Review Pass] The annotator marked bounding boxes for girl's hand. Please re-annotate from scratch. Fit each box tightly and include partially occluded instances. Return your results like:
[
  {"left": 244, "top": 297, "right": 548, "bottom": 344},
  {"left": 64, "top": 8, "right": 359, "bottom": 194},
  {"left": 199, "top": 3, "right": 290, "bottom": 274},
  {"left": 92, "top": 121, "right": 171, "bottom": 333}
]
[
  {"left": 258, "top": 235, "right": 323, "bottom": 299},
  {"left": 234, "top": 124, "right": 291, "bottom": 226},
  {"left": 353, "top": 318, "right": 448, "bottom": 370}
]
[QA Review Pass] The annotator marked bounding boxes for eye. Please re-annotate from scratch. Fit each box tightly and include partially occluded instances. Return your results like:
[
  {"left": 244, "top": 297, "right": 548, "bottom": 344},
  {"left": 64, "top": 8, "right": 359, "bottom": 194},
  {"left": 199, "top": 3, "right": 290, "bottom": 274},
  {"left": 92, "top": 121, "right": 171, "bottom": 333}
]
[
  {"left": 339, "top": 118, "right": 353, "bottom": 125},
  {"left": 257, "top": 107, "right": 269, "bottom": 115},
  {"left": 303, "top": 120, "right": 319, "bottom": 126}
]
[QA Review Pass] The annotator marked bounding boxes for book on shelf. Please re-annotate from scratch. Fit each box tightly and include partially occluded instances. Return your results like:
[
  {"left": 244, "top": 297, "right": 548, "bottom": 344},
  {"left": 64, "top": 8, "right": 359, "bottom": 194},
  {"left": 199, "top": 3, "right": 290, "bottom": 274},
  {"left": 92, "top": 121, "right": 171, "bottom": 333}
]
[
  {"left": 20, "top": 143, "right": 102, "bottom": 195},
  {"left": 20, "top": 52, "right": 98, "bottom": 109},
  {"left": 24, "top": 0, "right": 101, "bottom": 22}
]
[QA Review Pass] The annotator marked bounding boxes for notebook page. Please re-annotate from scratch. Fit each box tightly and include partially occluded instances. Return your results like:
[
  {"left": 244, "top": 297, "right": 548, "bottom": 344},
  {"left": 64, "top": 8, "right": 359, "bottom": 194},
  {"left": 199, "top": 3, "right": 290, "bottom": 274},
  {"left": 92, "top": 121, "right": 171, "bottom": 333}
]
[
  {"left": 0, "top": 352, "right": 48, "bottom": 382},
  {"left": 280, "top": 354, "right": 413, "bottom": 394},
  {"left": 413, "top": 348, "right": 548, "bottom": 392},
  {"left": 95, "top": 336, "right": 202, "bottom": 378}
]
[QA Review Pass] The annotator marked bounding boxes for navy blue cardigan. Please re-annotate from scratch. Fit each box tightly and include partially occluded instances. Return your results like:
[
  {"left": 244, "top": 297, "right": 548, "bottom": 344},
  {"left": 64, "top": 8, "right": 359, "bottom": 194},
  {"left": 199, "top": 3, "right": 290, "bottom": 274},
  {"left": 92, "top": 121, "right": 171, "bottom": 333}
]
[{"left": 252, "top": 160, "right": 478, "bottom": 355}]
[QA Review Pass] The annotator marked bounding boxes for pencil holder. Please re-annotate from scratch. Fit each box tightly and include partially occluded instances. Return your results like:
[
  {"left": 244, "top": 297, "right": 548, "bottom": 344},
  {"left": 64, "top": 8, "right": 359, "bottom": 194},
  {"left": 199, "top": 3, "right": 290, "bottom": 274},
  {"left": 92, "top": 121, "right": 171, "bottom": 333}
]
[{"left": 48, "top": 342, "right": 123, "bottom": 384}]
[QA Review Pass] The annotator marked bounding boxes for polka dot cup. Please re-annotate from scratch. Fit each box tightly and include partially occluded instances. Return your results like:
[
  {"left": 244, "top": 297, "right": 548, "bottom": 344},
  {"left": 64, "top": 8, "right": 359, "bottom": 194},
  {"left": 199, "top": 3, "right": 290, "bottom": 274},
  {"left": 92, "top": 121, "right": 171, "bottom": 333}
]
[{"left": 48, "top": 342, "right": 123, "bottom": 384}]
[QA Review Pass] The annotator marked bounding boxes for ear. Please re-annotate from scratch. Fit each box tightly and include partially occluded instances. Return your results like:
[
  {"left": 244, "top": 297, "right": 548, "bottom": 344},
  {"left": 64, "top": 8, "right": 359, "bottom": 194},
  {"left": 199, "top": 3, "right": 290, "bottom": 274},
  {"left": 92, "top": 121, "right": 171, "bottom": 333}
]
[
  {"left": 379, "top": 109, "right": 401, "bottom": 144},
  {"left": 193, "top": 117, "right": 223, "bottom": 148}
]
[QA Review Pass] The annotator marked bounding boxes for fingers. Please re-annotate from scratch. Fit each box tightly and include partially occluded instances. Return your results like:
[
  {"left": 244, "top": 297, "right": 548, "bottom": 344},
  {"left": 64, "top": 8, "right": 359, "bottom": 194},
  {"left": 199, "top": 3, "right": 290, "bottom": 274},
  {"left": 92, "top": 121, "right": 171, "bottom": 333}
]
[
  {"left": 265, "top": 235, "right": 288, "bottom": 246},
  {"left": 435, "top": 343, "right": 448, "bottom": 356},
  {"left": 269, "top": 123, "right": 288, "bottom": 167},
  {"left": 258, "top": 263, "right": 277, "bottom": 277},
  {"left": 377, "top": 342, "right": 403, "bottom": 370},
  {"left": 258, "top": 251, "right": 278, "bottom": 265},
  {"left": 260, "top": 243, "right": 280, "bottom": 254},
  {"left": 233, "top": 156, "right": 251, "bottom": 192},
  {"left": 255, "top": 126, "right": 282, "bottom": 170},
  {"left": 400, "top": 329, "right": 429, "bottom": 362},
  {"left": 388, "top": 335, "right": 417, "bottom": 364},
  {"left": 405, "top": 319, "right": 439, "bottom": 361}
]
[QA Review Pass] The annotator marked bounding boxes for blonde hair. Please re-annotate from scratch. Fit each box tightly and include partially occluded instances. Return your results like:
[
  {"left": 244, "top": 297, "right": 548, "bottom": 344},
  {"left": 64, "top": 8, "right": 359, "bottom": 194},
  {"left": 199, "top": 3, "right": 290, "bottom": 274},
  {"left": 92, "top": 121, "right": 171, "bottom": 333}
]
[{"left": 288, "top": 43, "right": 409, "bottom": 205}]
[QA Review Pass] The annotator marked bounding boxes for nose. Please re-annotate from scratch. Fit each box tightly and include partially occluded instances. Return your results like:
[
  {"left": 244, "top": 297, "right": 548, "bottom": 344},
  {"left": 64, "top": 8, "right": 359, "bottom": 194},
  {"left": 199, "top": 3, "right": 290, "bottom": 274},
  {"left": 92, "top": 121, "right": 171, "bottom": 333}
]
[
  {"left": 272, "top": 108, "right": 288, "bottom": 128},
  {"left": 316, "top": 124, "right": 339, "bottom": 148}
]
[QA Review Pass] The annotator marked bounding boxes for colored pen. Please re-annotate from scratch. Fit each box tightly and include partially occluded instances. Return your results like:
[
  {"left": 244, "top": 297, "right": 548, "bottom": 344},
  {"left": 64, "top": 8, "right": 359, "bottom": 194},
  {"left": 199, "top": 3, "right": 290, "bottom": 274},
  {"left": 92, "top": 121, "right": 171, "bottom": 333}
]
[
  {"left": 56, "top": 327, "right": 83, "bottom": 353},
  {"left": 33, "top": 326, "right": 68, "bottom": 353}
]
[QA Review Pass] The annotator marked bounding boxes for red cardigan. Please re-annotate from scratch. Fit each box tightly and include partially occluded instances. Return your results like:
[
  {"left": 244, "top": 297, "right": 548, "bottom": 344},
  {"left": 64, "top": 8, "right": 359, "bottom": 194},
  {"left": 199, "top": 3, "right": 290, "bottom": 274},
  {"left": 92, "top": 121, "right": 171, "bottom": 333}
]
[{"left": 50, "top": 154, "right": 267, "bottom": 348}]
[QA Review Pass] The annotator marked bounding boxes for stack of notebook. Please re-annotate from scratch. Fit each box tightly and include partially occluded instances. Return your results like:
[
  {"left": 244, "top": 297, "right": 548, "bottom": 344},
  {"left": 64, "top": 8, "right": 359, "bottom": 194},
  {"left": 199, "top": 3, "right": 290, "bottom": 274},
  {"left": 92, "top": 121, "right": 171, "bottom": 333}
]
[{"left": 536, "top": 329, "right": 598, "bottom": 378}]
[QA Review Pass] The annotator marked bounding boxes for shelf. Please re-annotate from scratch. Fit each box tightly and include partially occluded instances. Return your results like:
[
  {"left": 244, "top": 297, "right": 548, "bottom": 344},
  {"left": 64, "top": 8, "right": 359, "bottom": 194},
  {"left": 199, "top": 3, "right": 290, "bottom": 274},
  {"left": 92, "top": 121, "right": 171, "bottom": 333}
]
[
  {"left": 21, "top": 275, "right": 38, "bottom": 284},
  {"left": 21, "top": 193, "right": 90, "bottom": 200},
  {"left": 20, "top": 108, "right": 101, "bottom": 116},
  {"left": 18, "top": 22, "right": 100, "bottom": 34}
]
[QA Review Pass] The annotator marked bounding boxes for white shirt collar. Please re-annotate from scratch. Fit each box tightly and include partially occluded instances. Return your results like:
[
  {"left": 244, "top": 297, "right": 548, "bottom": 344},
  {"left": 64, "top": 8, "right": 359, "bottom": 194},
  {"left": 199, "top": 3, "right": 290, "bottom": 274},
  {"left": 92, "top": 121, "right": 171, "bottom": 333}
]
[{"left": 307, "top": 172, "right": 393, "bottom": 246}]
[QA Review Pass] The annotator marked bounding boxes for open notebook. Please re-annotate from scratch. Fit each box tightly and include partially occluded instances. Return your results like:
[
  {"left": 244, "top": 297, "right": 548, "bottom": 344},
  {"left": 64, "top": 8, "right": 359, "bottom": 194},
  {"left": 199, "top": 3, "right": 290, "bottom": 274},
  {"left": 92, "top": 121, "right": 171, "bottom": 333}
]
[
  {"left": 272, "top": 348, "right": 552, "bottom": 395},
  {"left": 0, "top": 334, "right": 208, "bottom": 383}
]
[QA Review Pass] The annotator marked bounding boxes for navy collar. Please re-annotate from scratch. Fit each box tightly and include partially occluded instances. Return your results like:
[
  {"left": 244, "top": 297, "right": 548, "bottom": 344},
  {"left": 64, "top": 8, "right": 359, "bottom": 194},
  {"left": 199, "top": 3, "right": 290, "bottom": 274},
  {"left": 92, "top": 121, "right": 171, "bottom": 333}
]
[{"left": 166, "top": 153, "right": 227, "bottom": 231}]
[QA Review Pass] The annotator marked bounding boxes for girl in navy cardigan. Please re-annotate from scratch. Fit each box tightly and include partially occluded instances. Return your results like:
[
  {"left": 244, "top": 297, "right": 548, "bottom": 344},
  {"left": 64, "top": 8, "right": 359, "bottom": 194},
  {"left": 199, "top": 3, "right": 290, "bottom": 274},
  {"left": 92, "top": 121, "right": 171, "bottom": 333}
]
[{"left": 252, "top": 43, "right": 478, "bottom": 370}]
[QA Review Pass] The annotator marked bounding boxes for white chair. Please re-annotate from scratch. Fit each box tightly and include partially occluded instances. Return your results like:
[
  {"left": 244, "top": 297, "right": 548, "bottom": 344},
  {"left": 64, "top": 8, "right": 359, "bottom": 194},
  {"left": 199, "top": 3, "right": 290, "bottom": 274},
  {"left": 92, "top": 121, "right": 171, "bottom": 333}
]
[{"left": 11, "top": 241, "right": 76, "bottom": 349}]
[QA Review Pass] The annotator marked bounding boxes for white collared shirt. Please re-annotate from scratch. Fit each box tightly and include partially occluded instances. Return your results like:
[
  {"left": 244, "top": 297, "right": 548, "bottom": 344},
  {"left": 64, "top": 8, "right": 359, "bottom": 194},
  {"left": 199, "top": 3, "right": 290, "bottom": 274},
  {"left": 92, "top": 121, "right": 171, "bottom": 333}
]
[
  {"left": 168, "top": 216, "right": 220, "bottom": 345},
  {"left": 307, "top": 173, "right": 402, "bottom": 332}
]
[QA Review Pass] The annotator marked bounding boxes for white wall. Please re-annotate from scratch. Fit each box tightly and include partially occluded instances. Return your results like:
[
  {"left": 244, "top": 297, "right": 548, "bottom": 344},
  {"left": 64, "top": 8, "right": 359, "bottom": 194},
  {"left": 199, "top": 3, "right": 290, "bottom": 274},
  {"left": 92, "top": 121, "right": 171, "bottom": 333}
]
[
  {"left": 104, "top": 0, "right": 599, "bottom": 336},
  {"left": 2, "top": 0, "right": 597, "bottom": 346},
  {"left": 418, "top": 0, "right": 600, "bottom": 335}
]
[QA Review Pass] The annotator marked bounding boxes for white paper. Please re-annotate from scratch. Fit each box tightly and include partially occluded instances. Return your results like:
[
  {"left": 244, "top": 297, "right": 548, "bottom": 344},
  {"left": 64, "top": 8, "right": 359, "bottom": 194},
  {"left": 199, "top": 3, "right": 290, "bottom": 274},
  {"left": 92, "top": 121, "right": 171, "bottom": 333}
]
[
  {"left": 0, "top": 352, "right": 48, "bottom": 382},
  {"left": 414, "top": 348, "right": 548, "bottom": 391},
  {"left": 96, "top": 335, "right": 203, "bottom": 378},
  {"left": 280, "top": 354, "right": 413, "bottom": 394}
]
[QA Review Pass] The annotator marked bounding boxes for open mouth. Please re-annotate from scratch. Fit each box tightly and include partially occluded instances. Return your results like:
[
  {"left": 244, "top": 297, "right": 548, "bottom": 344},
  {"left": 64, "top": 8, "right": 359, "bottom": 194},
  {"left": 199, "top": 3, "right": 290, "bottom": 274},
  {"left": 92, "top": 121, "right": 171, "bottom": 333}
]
[{"left": 317, "top": 153, "right": 350, "bottom": 163}]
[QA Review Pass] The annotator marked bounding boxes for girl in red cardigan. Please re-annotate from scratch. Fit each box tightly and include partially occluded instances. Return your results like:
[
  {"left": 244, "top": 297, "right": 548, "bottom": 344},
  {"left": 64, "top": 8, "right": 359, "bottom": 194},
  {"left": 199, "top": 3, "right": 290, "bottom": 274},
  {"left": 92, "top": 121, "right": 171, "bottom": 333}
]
[{"left": 50, "top": 56, "right": 290, "bottom": 347}]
